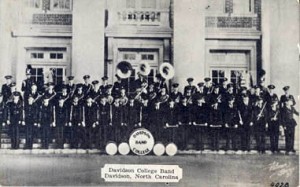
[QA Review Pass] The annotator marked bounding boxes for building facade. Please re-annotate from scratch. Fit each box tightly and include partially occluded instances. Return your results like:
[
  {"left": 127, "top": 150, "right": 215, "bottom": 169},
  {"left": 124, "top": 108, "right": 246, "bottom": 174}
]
[{"left": 0, "top": 0, "right": 298, "bottom": 97}]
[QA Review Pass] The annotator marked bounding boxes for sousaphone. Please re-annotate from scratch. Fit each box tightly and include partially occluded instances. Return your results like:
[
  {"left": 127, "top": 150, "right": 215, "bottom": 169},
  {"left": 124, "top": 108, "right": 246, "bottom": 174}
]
[
  {"left": 159, "top": 62, "right": 175, "bottom": 80},
  {"left": 116, "top": 61, "right": 133, "bottom": 79},
  {"left": 138, "top": 61, "right": 151, "bottom": 76}
]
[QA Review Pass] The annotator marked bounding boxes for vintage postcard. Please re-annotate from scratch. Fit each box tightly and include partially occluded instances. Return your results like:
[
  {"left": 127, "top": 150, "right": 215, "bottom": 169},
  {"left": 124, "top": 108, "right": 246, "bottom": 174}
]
[{"left": 0, "top": 0, "right": 299, "bottom": 186}]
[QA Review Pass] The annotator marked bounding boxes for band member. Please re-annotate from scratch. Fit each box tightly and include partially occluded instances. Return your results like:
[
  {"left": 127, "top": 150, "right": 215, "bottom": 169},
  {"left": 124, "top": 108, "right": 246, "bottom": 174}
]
[
  {"left": 100, "top": 76, "right": 109, "bottom": 95},
  {"left": 24, "top": 84, "right": 41, "bottom": 106},
  {"left": 281, "top": 97, "right": 299, "bottom": 154},
  {"left": 112, "top": 74, "right": 123, "bottom": 97},
  {"left": 252, "top": 97, "right": 267, "bottom": 153},
  {"left": 90, "top": 80, "right": 101, "bottom": 100},
  {"left": 185, "top": 87, "right": 194, "bottom": 106},
  {"left": 204, "top": 77, "right": 213, "bottom": 95},
  {"left": 2, "top": 75, "right": 13, "bottom": 103},
  {"left": 119, "top": 87, "right": 128, "bottom": 107},
  {"left": 224, "top": 96, "right": 240, "bottom": 151},
  {"left": 83, "top": 96, "right": 98, "bottom": 149},
  {"left": 66, "top": 76, "right": 76, "bottom": 97},
  {"left": 127, "top": 95, "right": 140, "bottom": 130},
  {"left": 266, "top": 85, "right": 279, "bottom": 107},
  {"left": 134, "top": 72, "right": 147, "bottom": 91},
  {"left": 140, "top": 93, "right": 150, "bottom": 129},
  {"left": 147, "top": 83, "right": 157, "bottom": 106},
  {"left": 42, "top": 82, "right": 56, "bottom": 105},
  {"left": 106, "top": 85, "right": 114, "bottom": 105},
  {"left": 238, "top": 94, "right": 253, "bottom": 152},
  {"left": 0, "top": 94, "right": 6, "bottom": 132},
  {"left": 177, "top": 96, "right": 192, "bottom": 150},
  {"left": 150, "top": 100, "right": 166, "bottom": 142},
  {"left": 192, "top": 95, "right": 208, "bottom": 151},
  {"left": 82, "top": 75, "right": 93, "bottom": 96},
  {"left": 73, "top": 84, "right": 85, "bottom": 104},
  {"left": 280, "top": 86, "right": 296, "bottom": 108},
  {"left": 22, "top": 72, "right": 35, "bottom": 95},
  {"left": 249, "top": 86, "right": 257, "bottom": 106},
  {"left": 170, "top": 83, "right": 182, "bottom": 104},
  {"left": 209, "top": 85, "right": 222, "bottom": 106},
  {"left": 164, "top": 99, "right": 178, "bottom": 143},
  {"left": 55, "top": 98, "right": 69, "bottom": 149},
  {"left": 39, "top": 98, "right": 55, "bottom": 149},
  {"left": 195, "top": 82, "right": 205, "bottom": 96},
  {"left": 156, "top": 87, "right": 169, "bottom": 110},
  {"left": 112, "top": 97, "right": 125, "bottom": 143},
  {"left": 220, "top": 78, "right": 228, "bottom": 95},
  {"left": 98, "top": 96, "right": 110, "bottom": 149},
  {"left": 24, "top": 96, "right": 39, "bottom": 149},
  {"left": 209, "top": 97, "right": 223, "bottom": 151},
  {"left": 184, "top": 78, "right": 197, "bottom": 96},
  {"left": 68, "top": 96, "right": 84, "bottom": 148},
  {"left": 267, "top": 100, "right": 281, "bottom": 153},
  {"left": 154, "top": 74, "right": 167, "bottom": 93},
  {"left": 7, "top": 92, "right": 24, "bottom": 149},
  {"left": 55, "top": 86, "right": 70, "bottom": 107}
]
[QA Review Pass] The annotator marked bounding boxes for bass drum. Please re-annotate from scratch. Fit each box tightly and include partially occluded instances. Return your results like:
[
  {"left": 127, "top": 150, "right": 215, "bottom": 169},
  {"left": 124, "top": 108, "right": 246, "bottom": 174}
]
[
  {"left": 118, "top": 142, "right": 130, "bottom": 155},
  {"left": 165, "top": 143, "right": 178, "bottom": 156},
  {"left": 105, "top": 141, "right": 118, "bottom": 156},
  {"left": 153, "top": 142, "right": 165, "bottom": 156}
]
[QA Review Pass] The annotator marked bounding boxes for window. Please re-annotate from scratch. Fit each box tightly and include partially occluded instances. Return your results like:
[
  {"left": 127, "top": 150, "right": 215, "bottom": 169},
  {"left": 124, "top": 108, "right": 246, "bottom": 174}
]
[
  {"left": 233, "top": 0, "right": 254, "bottom": 14},
  {"left": 50, "top": 53, "right": 64, "bottom": 59},
  {"left": 52, "top": 0, "right": 71, "bottom": 11},
  {"left": 123, "top": 53, "right": 136, "bottom": 60},
  {"left": 141, "top": 54, "right": 154, "bottom": 60},
  {"left": 126, "top": 0, "right": 136, "bottom": 8},
  {"left": 31, "top": 53, "right": 44, "bottom": 59},
  {"left": 25, "top": 0, "right": 41, "bottom": 9},
  {"left": 141, "top": 0, "right": 156, "bottom": 9},
  {"left": 212, "top": 70, "right": 225, "bottom": 85}
]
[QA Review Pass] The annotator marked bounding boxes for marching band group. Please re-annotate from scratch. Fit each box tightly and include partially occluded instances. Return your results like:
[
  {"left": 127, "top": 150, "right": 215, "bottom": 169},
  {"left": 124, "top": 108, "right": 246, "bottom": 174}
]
[{"left": 0, "top": 69, "right": 298, "bottom": 155}]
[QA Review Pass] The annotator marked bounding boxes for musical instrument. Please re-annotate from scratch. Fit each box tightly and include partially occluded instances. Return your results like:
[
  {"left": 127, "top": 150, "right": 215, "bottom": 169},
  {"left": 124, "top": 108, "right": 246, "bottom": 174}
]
[
  {"left": 32, "top": 93, "right": 43, "bottom": 103},
  {"left": 238, "top": 110, "right": 243, "bottom": 125},
  {"left": 116, "top": 61, "right": 133, "bottom": 79},
  {"left": 119, "top": 95, "right": 128, "bottom": 106},
  {"left": 159, "top": 63, "right": 175, "bottom": 80},
  {"left": 134, "top": 82, "right": 148, "bottom": 101},
  {"left": 153, "top": 142, "right": 165, "bottom": 156},
  {"left": 165, "top": 143, "right": 177, "bottom": 156},
  {"left": 138, "top": 61, "right": 151, "bottom": 76},
  {"left": 106, "top": 142, "right": 118, "bottom": 155},
  {"left": 257, "top": 102, "right": 267, "bottom": 120},
  {"left": 69, "top": 84, "right": 77, "bottom": 98},
  {"left": 118, "top": 142, "right": 130, "bottom": 155},
  {"left": 207, "top": 85, "right": 214, "bottom": 95}
]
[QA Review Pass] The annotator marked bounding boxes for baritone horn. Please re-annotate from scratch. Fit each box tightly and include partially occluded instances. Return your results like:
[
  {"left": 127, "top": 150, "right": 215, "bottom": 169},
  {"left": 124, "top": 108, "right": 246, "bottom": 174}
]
[
  {"left": 159, "top": 62, "right": 175, "bottom": 80},
  {"left": 138, "top": 61, "right": 151, "bottom": 76},
  {"left": 116, "top": 61, "right": 133, "bottom": 79}
]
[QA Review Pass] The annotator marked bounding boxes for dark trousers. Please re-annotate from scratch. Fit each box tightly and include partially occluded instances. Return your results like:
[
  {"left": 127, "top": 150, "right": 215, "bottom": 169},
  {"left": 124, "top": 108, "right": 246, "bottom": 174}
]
[
  {"left": 41, "top": 125, "right": 51, "bottom": 149},
  {"left": 241, "top": 126, "right": 251, "bottom": 151},
  {"left": 195, "top": 126, "right": 206, "bottom": 150},
  {"left": 10, "top": 124, "right": 20, "bottom": 149},
  {"left": 225, "top": 128, "right": 238, "bottom": 151},
  {"left": 210, "top": 127, "right": 221, "bottom": 151},
  {"left": 285, "top": 127, "right": 295, "bottom": 152},
  {"left": 56, "top": 126, "right": 64, "bottom": 149},
  {"left": 165, "top": 126, "right": 178, "bottom": 144},
  {"left": 178, "top": 125, "right": 188, "bottom": 150},
  {"left": 84, "top": 126, "right": 93, "bottom": 149},
  {"left": 254, "top": 128, "right": 266, "bottom": 152},
  {"left": 269, "top": 123, "right": 279, "bottom": 152},
  {"left": 115, "top": 126, "right": 128, "bottom": 143},
  {"left": 26, "top": 124, "right": 34, "bottom": 149}
]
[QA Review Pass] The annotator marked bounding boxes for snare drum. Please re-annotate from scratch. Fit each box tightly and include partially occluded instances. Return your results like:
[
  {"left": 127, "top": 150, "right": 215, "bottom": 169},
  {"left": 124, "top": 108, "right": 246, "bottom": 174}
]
[
  {"left": 166, "top": 143, "right": 177, "bottom": 156},
  {"left": 118, "top": 142, "right": 130, "bottom": 155},
  {"left": 153, "top": 142, "right": 165, "bottom": 156},
  {"left": 105, "top": 142, "right": 118, "bottom": 156}
]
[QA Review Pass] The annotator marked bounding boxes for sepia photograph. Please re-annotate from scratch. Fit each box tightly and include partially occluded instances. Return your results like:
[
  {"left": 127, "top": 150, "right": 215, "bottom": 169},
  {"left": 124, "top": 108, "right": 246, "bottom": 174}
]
[{"left": 0, "top": 0, "right": 299, "bottom": 186}]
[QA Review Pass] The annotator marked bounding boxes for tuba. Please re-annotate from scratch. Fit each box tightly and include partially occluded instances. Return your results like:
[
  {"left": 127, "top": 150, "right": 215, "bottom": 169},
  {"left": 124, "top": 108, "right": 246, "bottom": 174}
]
[
  {"left": 138, "top": 61, "right": 151, "bottom": 76},
  {"left": 116, "top": 61, "right": 133, "bottom": 79},
  {"left": 159, "top": 63, "right": 175, "bottom": 80}
]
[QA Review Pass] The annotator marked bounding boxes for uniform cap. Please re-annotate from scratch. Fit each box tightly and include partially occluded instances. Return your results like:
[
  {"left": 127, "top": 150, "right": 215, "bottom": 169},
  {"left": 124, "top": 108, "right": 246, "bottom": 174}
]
[
  {"left": 187, "top": 78, "right": 194, "bottom": 82},
  {"left": 67, "top": 76, "right": 74, "bottom": 80},
  {"left": 283, "top": 86, "right": 290, "bottom": 91},
  {"left": 83, "top": 75, "right": 90, "bottom": 79},
  {"left": 107, "top": 84, "right": 113, "bottom": 89},
  {"left": 172, "top": 83, "right": 179, "bottom": 88},
  {"left": 26, "top": 72, "right": 31, "bottom": 76},
  {"left": 4, "top": 75, "right": 12, "bottom": 79},
  {"left": 101, "top": 76, "right": 108, "bottom": 81},
  {"left": 13, "top": 91, "right": 21, "bottom": 97},
  {"left": 10, "top": 82, "right": 16, "bottom": 87},
  {"left": 92, "top": 80, "right": 99, "bottom": 85},
  {"left": 204, "top": 77, "right": 211, "bottom": 82},
  {"left": 197, "top": 82, "right": 204, "bottom": 87},
  {"left": 227, "top": 83, "right": 234, "bottom": 89},
  {"left": 76, "top": 83, "right": 83, "bottom": 88},
  {"left": 268, "top": 85, "right": 275, "bottom": 89}
]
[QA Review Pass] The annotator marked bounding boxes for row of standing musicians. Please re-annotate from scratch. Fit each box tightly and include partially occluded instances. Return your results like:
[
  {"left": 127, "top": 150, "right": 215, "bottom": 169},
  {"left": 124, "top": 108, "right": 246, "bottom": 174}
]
[{"left": 0, "top": 73, "right": 299, "bottom": 154}]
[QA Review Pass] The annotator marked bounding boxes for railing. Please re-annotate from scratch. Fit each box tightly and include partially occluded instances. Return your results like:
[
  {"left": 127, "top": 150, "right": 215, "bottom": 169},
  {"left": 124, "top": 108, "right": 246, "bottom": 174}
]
[
  {"left": 206, "top": 16, "right": 259, "bottom": 30},
  {"left": 117, "top": 10, "right": 162, "bottom": 25}
]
